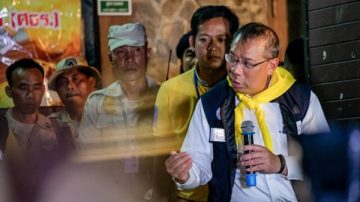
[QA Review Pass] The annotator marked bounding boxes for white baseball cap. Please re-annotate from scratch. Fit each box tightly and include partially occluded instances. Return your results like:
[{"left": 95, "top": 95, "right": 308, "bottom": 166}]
[{"left": 108, "top": 22, "right": 147, "bottom": 51}]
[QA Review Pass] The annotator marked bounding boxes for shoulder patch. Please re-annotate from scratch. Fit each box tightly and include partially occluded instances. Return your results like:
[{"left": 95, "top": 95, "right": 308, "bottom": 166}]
[{"left": 103, "top": 96, "right": 121, "bottom": 114}]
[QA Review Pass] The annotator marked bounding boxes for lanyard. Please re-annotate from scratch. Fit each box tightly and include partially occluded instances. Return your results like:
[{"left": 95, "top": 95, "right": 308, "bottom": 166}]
[{"left": 194, "top": 71, "right": 201, "bottom": 100}]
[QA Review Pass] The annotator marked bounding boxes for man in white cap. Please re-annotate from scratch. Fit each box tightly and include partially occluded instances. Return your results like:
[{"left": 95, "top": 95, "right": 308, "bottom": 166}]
[
  {"left": 80, "top": 22, "right": 158, "bottom": 137},
  {"left": 47, "top": 56, "right": 101, "bottom": 154},
  {"left": 78, "top": 22, "right": 158, "bottom": 201}
]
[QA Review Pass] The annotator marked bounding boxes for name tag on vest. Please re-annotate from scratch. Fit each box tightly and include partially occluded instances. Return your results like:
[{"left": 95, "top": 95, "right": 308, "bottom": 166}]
[{"left": 210, "top": 128, "right": 225, "bottom": 142}]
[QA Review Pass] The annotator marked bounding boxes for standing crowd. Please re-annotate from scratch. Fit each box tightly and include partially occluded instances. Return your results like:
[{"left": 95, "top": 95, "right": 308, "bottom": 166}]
[{"left": 0, "top": 5, "right": 332, "bottom": 202}]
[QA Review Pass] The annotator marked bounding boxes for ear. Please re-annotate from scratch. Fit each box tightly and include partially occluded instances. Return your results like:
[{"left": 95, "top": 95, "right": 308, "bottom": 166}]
[
  {"left": 189, "top": 35, "right": 195, "bottom": 48},
  {"left": 88, "top": 76, "right": 96, "bottom": 89},
  {"left": 5, "top": 86, "right": 12, "bottom": 98},
  {"left": 108, "top": 52, "right": 113, "bottom": 64},
  {"left": 267, "top": 58, "right": 279, "bottom": 75}
]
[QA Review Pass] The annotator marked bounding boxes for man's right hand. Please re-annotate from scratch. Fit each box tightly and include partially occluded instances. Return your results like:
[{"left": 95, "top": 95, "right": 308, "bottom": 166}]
[{"left": 165, "top": 151, "right": 192, "bottom": 184}]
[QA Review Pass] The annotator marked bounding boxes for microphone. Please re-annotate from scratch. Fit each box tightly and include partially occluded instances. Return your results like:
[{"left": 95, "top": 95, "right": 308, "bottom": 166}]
[{"left": 241, "top": 120, "right": 256, "bottom": 186}]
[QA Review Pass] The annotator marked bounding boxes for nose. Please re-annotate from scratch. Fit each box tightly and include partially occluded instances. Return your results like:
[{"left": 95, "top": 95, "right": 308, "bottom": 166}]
[
  {"left": 229, "top": 62, "right": 245, "bottom": 77},
  {"left": 207, "top": 39, "right": 216, "bottom": 51},
  {"left": 208, "top": 39, "right": 222, "bottom": 52},
  {"left": 66, "top": 80, "right": 75, "bottom": 91},
  {"left": 125, "top": 48, "right": 135, "bottom": 62},
  {"left": 25, "top": 86, "right": 36, "bottom": 99},
  {"left": 25, "top": 88, "right": 34, "bottom": 99}
]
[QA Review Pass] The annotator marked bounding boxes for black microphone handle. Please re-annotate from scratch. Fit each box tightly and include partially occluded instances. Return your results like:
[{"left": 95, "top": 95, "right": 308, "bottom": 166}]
[
  {"left": 243, "top": 134, "right": 255, "bottom": 174},
  {"left": 241, "top": 120, "right": 257, "bottom": 186}
]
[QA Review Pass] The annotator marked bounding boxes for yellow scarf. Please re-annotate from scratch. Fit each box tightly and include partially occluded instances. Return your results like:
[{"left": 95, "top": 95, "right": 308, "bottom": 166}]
[{"left": 227, "top": 67, "right": 295, "bottom": 152}]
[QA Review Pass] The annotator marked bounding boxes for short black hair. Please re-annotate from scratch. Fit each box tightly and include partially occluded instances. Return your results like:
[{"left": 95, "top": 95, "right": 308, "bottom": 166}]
[
  {"left": 6, "top": 58, "right": 44, "bottom": 87},
  {"left": 190, "top": 5, "right": 239, "bottom": 38},
  {"left": 176, "top": 31, "right": 192, "bottom": 59},
  {"left": 231, "top": 22, "right": 280, "bottom": 58}
]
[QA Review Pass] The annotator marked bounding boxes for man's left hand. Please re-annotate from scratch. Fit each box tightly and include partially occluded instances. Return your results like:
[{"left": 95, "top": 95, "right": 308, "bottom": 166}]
[{"left": 240, "top": 144, "right": 283, "bottom": 174}]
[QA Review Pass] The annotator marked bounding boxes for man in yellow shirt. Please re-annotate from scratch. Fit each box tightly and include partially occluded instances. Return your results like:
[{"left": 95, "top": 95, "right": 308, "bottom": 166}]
[{"left": 153, "top": 5, "right": 239, "bottom": 202}]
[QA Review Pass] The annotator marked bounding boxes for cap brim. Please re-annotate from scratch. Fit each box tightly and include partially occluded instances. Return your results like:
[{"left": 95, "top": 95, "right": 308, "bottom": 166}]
[
  {"left": 109, "top": 39, "right": 145, "bottom": 51},
  {"left": 79, "top": 66, "right": 102, "bottom": 88}
]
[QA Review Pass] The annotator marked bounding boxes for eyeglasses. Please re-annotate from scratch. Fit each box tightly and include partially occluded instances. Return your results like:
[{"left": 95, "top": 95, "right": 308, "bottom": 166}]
[{"left": 225, "top": 53, "right": 274, "bottom": 70}]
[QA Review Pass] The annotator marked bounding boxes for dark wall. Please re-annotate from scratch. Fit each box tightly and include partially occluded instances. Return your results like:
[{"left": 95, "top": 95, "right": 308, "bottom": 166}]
[
  {"left": 82, "top": 0, "right": 101, "bottom": 71},
  {"left": 287, "top": 0, "right": 304, "bottom": 43},
  {"left": 304, "top": 0, "right": 360, "bottom": 121}
]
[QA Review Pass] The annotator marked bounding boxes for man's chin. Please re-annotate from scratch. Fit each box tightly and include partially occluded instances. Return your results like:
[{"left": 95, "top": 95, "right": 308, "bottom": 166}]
[
  {"left": 119, "top": 75, "right": 143, "bottom": 82},
  {"left": 22, "top": 108, "right": 39, "bottom": 115},
  {"left": 65, "top": 96, "right": 83, "bottom": 105},
  {"left": 206, "top": 62, "right": 224, "bottom": 70},
  {"left": 232, "top": 83, "right": 247, "bottom": 93}
]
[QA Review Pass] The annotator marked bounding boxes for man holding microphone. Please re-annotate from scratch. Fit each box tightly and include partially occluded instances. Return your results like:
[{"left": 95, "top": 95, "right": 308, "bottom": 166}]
[{"left": 165, "top": 22, "right": 329, "bottom": 202}]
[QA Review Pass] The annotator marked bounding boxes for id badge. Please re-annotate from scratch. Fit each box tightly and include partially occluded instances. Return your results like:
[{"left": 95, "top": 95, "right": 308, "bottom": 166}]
[
  {"left": 124, "top": 156, "right": 140, "bottom": 173},
  {"left": 210, "top": 128, "right": 225, "bottom": 142}
]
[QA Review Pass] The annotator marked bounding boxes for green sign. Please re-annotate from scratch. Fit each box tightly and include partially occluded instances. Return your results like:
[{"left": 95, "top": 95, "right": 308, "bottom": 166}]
[{"left": 98, "top": 0, "right": 132, "bottom": 16}]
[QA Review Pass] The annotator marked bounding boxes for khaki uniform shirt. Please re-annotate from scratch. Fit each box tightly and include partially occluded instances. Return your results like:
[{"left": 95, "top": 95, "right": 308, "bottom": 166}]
[
  {"left": 4, "top": 109, "right": 58, "bottom": 202},
  {"left": 78, "top": 78, "right": 159, "bottom": 201},
  {"left": 48, "top": 109, "right": 77, "bottom": 157},
  {"left": 79, "top": 79, "right": 158, "bottom": 153},
  {"left": 48, "top": 109, "right": 79, "bottom": 138},
  {"left": 5, "top": 109, "right": 57, "bottom": 161}
]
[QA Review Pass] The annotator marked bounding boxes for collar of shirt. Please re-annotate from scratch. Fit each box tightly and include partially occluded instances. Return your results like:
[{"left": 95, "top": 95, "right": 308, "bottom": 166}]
[
  {"left": 94, "top": 77, "right": 158, "bottom": 98},
  {"left": 194, "top": 66, "right": 209, "bottom": 87},
  {"left": 48, "top": 109, "right": 77, "bottom": 124},
  {"left": 6, "top": 108, "right": 53, "bottom": 135}
]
